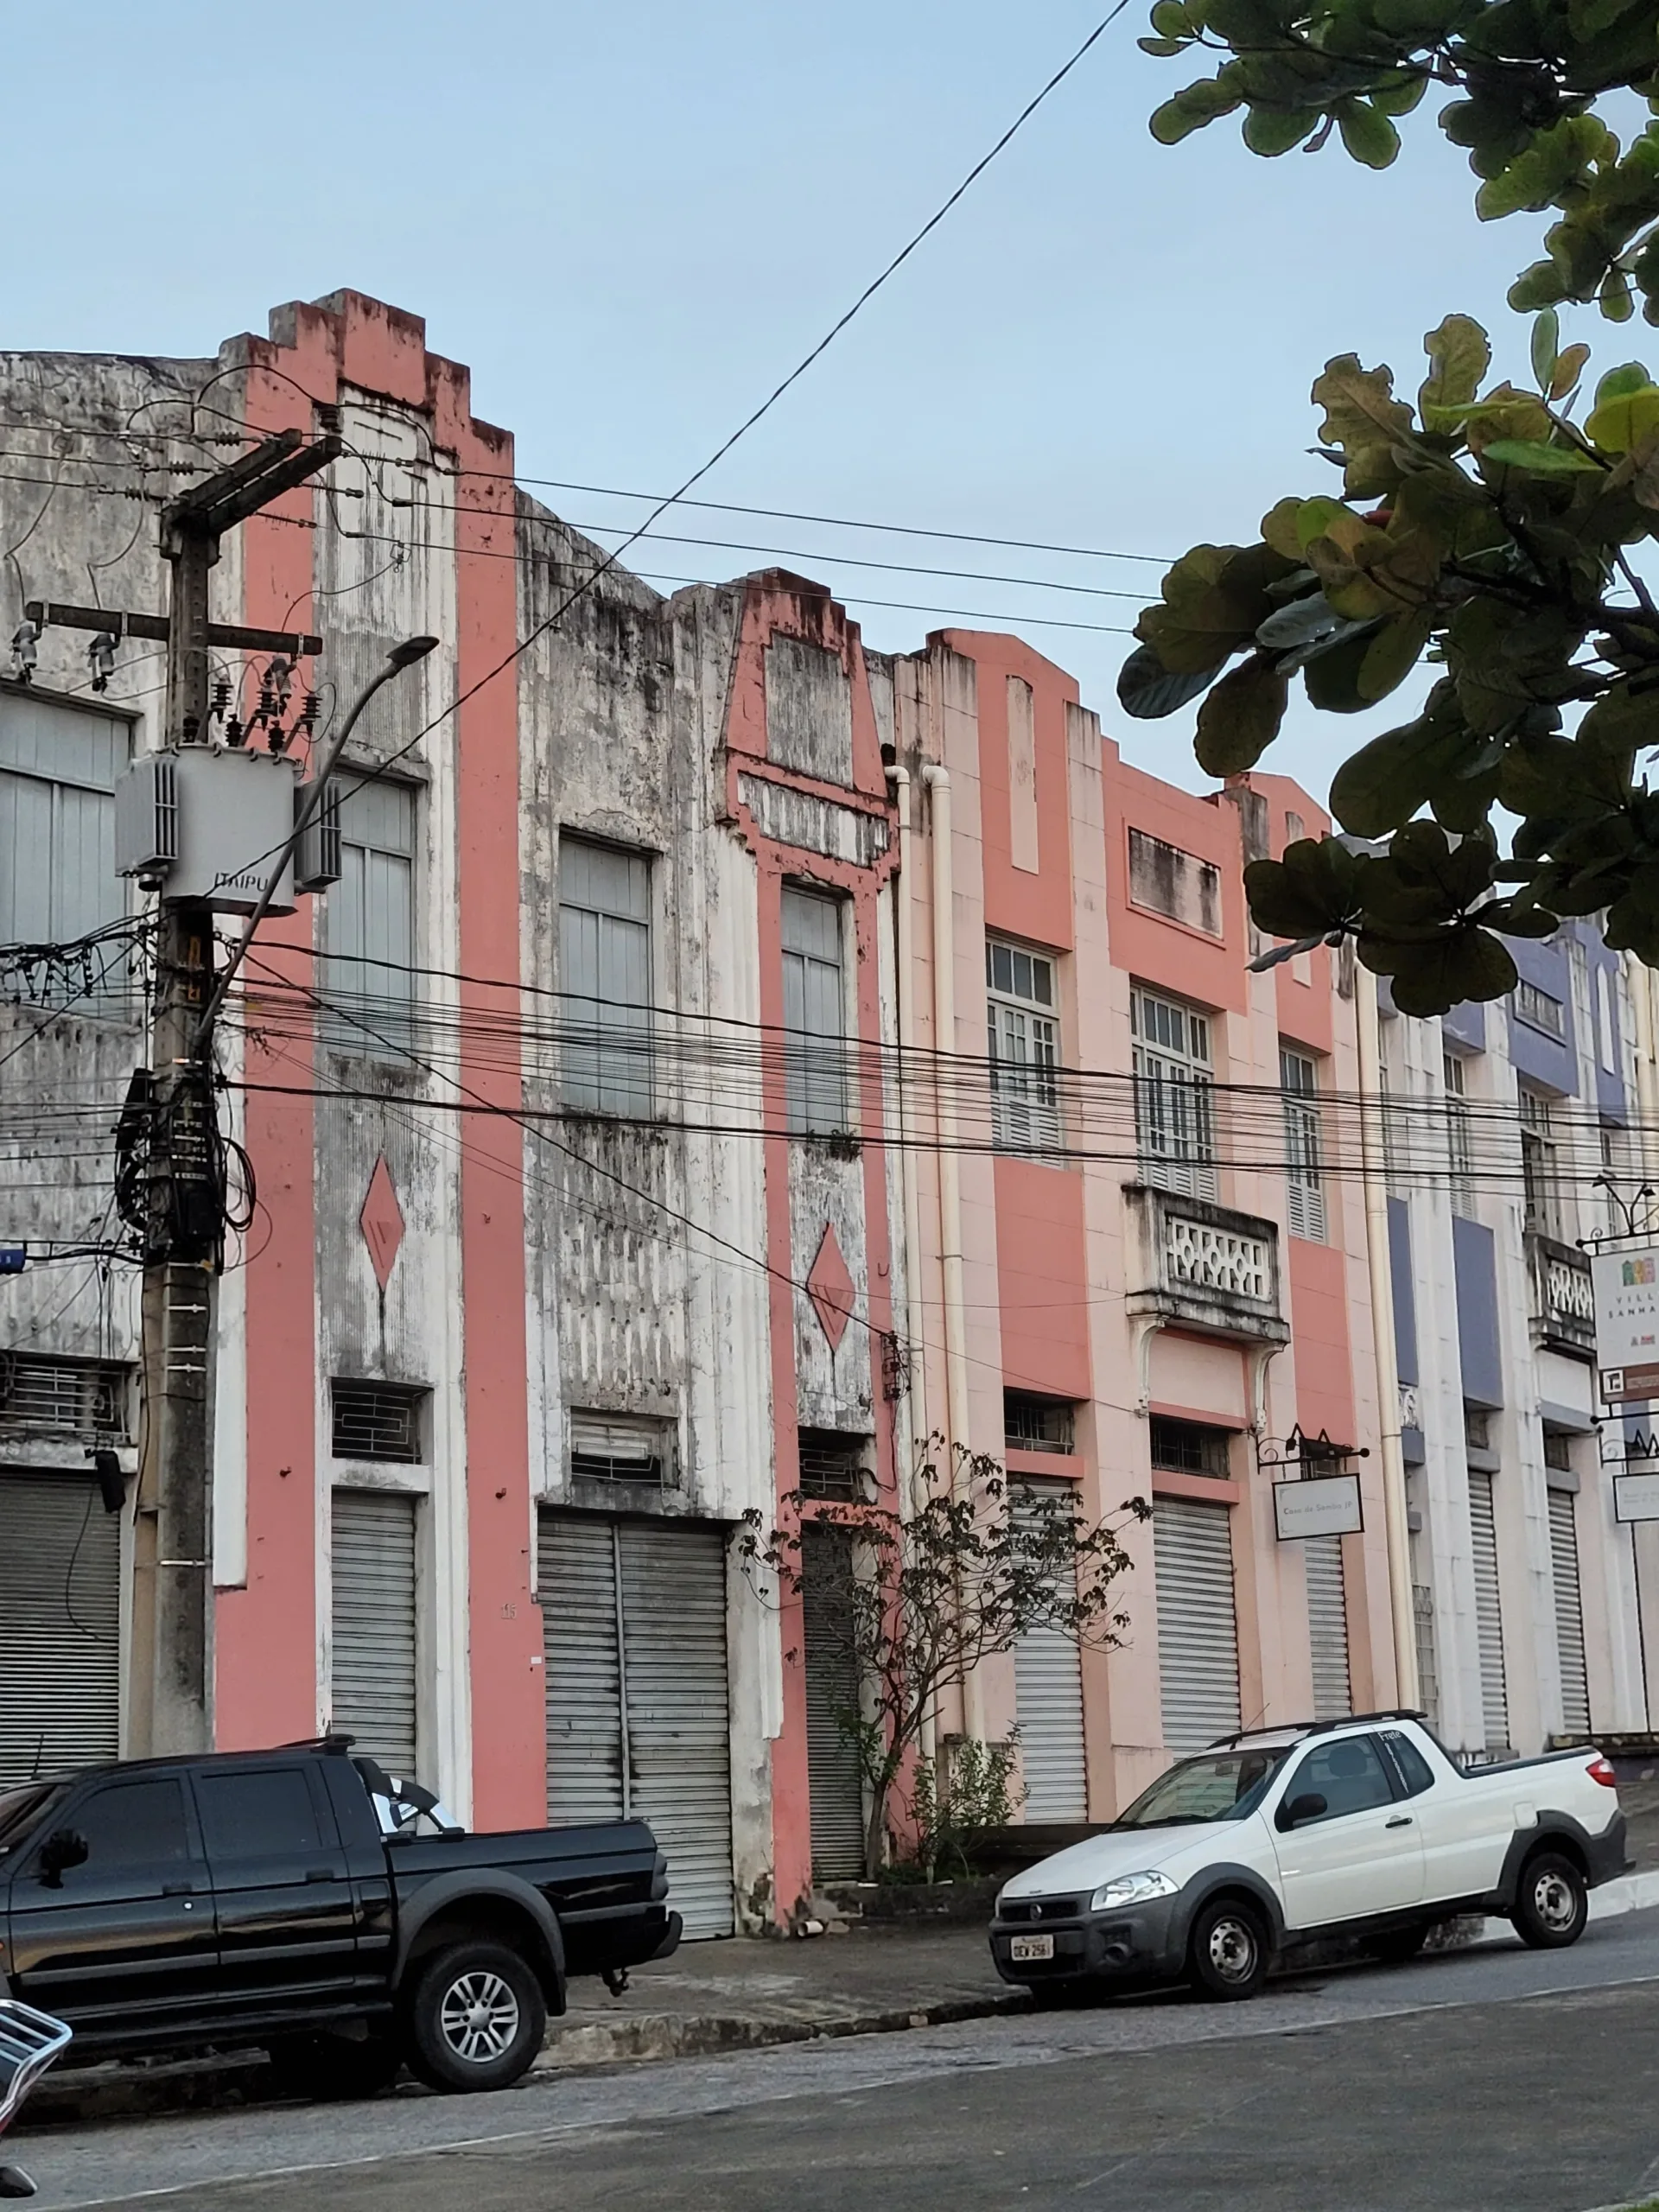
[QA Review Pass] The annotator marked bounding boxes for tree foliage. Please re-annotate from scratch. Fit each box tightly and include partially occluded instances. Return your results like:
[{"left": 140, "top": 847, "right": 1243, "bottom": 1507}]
[
  {"left": 1121, "top": 312, "right": 1659, "bottom": 1010},
  {"left": 1142, "top": 0, "right": 1659, "bottom": 322},
  {"left": 740, "top": 1442, "right": 1147, "bottom": 1883}
]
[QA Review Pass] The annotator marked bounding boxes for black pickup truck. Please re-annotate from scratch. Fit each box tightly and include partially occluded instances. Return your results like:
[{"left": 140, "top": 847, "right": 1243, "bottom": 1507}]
[{"left": 0, "top": 1740, "right": 681, "bottom": 2095}]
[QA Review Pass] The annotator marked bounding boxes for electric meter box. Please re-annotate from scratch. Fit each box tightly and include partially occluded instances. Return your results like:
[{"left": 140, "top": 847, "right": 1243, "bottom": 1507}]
[{"left": 115, "top": 747, "right": 302, "bottom": 914}]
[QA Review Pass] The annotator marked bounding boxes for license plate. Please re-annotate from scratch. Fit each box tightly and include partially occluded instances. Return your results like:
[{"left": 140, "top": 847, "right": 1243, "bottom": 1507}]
[{"left": 1009, "top": 1933, "right": 1055, "bottom": 1962}]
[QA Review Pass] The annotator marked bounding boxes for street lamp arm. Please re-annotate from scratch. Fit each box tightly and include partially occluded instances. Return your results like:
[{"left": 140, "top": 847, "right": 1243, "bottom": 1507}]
[{"left": 191, "top": 635, "right": 438, "bottom": 1055}]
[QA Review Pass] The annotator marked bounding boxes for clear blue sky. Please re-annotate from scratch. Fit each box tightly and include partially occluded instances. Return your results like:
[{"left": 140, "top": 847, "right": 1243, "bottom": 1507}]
[{"left": 11, "top": 0, "right": 1551, "bottom": 799}]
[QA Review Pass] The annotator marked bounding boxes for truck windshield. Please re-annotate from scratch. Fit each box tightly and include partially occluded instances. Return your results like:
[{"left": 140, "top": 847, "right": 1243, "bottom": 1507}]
[
  {"left": 1114, "top": 1748, "right": 1289, "bottom": 1828},
  {"left": 0, "top": 1782, "right": 63, "bottom": 1853}
]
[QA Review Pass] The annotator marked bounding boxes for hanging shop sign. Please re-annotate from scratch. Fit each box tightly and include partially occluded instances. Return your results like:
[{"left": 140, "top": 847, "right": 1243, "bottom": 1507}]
[
  {"left": 1273, "top": 1472, "right": 1363, "bottom": 1541},
  {"left": 1592, "top": 1247, "right": 1659, "bottom": 1403},
  {"left": 1614, "top": 1471, "right": 1659, "bottom": 1523}
]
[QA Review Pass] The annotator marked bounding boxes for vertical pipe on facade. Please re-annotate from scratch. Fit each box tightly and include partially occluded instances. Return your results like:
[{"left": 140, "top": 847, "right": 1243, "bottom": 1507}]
[
  {"left": 1626, "top": 956, "right": 1659, "bottom": 1732},
  {"left": 1356, "top": 967, "right": 1420, "bottom": 1707},
  {"left": 887, "top": 762, "right": 935, "bottom": 1769},
  {"left": 921, "top": 763, "right": 986, "bottom": 1740}
]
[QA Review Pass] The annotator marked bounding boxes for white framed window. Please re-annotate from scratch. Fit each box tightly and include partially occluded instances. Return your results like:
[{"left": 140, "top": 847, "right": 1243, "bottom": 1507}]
[
  {"left": 1514, "top": 976, "right": 1566, "bottom": 1040},
  {"left": 321, "top": 780, "right": 416, "bottom": 1057},
  {"left": 560, "top": 838, "right": 652, "bottom": 1117},
  {"left": 1519, "top": 1084, "right": 1564, "bottom": 1241},
  {"left": 1444, "top": 1052, "right": 1477, "bottom": 1218},
  {"left": 1281, "top": 1045, "right": 1325, "bottom": 1243},
  {"left": 1132, "top": 985, "right": 1216, "bottom": 1199},
  {"left": 781, "top": 886, "right": 848, "bottom": 1135},
  {"left": 0, "top": 691, "right": 130, "bottom": 999},
  {"left": 987, "top": 938, "right": 1060, "bottom": 1153}
]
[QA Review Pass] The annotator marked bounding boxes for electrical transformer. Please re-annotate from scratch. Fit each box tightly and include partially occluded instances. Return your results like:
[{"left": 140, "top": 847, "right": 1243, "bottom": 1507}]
[{"left": 114, "top": 747, "right": 302, "bottom": 914}]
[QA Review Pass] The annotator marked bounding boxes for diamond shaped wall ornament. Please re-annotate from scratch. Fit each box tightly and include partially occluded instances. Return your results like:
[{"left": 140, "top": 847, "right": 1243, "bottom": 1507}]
[
  {"left": 807, "top": 1224, "right": 856, "bottom": 1352},
  {"left": 359, "top": 1155, "right": 405, "bottom": 1290}
]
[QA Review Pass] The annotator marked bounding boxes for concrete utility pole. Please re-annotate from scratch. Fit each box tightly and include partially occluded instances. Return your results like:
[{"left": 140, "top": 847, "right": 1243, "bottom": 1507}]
[{"left": 125, "top": 429, "right": 340, "bottom": 1755}]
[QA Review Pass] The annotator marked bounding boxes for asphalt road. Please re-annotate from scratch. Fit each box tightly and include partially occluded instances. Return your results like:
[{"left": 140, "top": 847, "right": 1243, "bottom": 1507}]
[{"left": 24, "top": 1910, "right": 1659, "bottom": 2212}]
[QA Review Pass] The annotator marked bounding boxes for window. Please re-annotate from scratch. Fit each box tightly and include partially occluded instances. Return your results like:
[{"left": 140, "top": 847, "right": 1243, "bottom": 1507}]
[
  {"left": 54, "top": 1778, "right": 190, "bottom": 1872},
  {"left": 1282, "top": 1734, "right": 1394, "bottom": 1821},
  {"left": 1514, "top": 976, "right": 1567, "bottom": 1040},
  {"left": 1281, "top": 1046, "right": 1325, "bottom": 1243},
  {"left": 1464, "top": 1406, "right": 1491, "bottom": 1452},
  {"left": 987, "top": 939, "right": 1060, "bottom": 1152},
  {"left": 797, "top": 1428, "right": 870, "bottom": 1501},
  {"left": 1377, "top": 1051, "right": 1408, "bottom": 1196},
  {"left": 1599, "top": 1119, "right": 1627, "bottom": 1236},
  {"left": 1518, "top": 1084, "right": 1564, "bottom": 1240},
  {"left": 560, "top": 838, "right": 652, "bottom": 1117},
  {"left": 0, "top": 1355, "right": 129, "bottom": 1438},
  {"left": 781, "top": 887, "right": 848, "bottom": 1135},
  {"left": 331, "top": 1379, "right": 426, "bottom": 1464},
  {"left": 1150, "top": 1415, "right": 1231, "bottom": 1478},
  {"left": 1380, "top": 1729, "right": 1435, "bottom": 1797},
  {"left": 0, "top": 693, "right": 130, "bottom": 999},
  {"left": 1131, "top": 987, "right": 1217, "bottom": 1199},
  {"left": 1004, "top": 1392, "right": 1075, "bottom": 1455},
  {"left": 1596, "top": 963, "right": 1618, "bottom": 1072},
  {"left": 569, "top": 1411, "right": 671, "bottom": 1484},
  {"left": 1543, "top": 1427, "right": 1575, "bottom": 1473},
  {"left": 1127, "top": 829, "right": 1223, "bottom": 937},
  {"left": 321, "top": 780, "right": 416, "bottom": 1057},
  {"left": 194, "top": 1769, "right": 324, "bottom": 1860},
  {"left": 1444, "top": 1053, "right": 1476, "bottom": 1218}
]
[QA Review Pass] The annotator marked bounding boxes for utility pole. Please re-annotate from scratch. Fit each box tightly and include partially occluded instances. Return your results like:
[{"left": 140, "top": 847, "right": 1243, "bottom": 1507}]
[{"left": 116, "top": 428, "right": 339, "bottom": 1755}]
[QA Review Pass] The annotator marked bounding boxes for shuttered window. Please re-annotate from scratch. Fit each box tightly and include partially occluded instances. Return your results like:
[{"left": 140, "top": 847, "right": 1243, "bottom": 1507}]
[
  {"left": 330, "top": 1490, "right": 419, "bottom": 1776},
  {"left": 1304, "top": 1536, "right": 1351, "bottom": 1721},
  {"left": 782, "top": 889, "right": 849, "bottom": 1135},
  {"left": 321, "top": 780, "right": 416, "bottom": 1058},
  {"left": 1548, "top": 1489, "right": 1591, "bottom": 1736},
  {"left": 987, "top": 940, "right": 1060, "bottom": 1154},
  {"left": 1153, "top": 1496, "right": 1241, "bottom": 1753},
  {"left": 0, "top": 693, "right": 130, "bottom": 997},
  {"left": 801, "top": 1522, "right": 867, "bottom": 1880},
  {"left": 1012, "top": 1480, "right": 1088, "bottom": 1819},
  {"left": 1281, "top": 1046, "right": 1326, "bottom": 1243},
  {"left": 0, "top": 1472, "right": 120, "bottom": 1785},
  {"left": 1132, "top": 988, "right": 1217, "bottom": 1200},
  {"left": 1467, "top": 1471, "right": 1510, "bottom": 1753},
  {"left": 560, "top": 839, "right": 652, "bottom": 1117},
  {"left": 539, "top": 1511, "right": 734, "bottom": 1936}
]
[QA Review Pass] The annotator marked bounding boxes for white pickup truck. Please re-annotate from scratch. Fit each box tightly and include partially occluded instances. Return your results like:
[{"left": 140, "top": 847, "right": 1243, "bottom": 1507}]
[{"left": 988, "top": 1711, "right": 1627, "bottom": 2001}]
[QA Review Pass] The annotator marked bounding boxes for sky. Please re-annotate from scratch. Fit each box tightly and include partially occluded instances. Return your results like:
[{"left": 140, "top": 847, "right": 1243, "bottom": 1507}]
[{"left": 7, "top": 0, "right": 1567, "bottom": 801}]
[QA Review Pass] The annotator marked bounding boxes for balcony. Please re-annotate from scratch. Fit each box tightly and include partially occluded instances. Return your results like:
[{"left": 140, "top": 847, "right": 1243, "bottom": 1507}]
[
  {"left": 1124, "top": 1185, "right": 1289, "bottom": 1347},
  {"left": 1527, "top": 1231, "right": 1595, "bottom": 1360}
]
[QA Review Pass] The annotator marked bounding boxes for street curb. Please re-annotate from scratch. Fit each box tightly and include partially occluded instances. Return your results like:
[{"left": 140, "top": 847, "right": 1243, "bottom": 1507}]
[{"left": 534, "top": 1989, "right": 1029, "bottom": 2070}]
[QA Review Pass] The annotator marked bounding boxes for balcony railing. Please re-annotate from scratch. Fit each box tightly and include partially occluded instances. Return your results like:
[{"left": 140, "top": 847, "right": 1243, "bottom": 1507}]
[
  {"left": 1526, "top": 1232, "right": 1594, "bottom": 1359},
  {"left": 1124, "top": 1186, "right": 1288, "bottom": 1346}
]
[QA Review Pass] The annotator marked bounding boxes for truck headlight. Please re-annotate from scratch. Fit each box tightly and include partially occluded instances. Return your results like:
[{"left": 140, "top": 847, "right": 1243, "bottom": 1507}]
[{"left": 1090, "top": 1871, "right": 1179, "bottom": 1911}]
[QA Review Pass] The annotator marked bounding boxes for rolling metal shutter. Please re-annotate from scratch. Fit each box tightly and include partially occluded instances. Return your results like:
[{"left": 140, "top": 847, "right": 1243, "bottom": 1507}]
[
  {"left": 539, "top": 1511, "right": 734, "bottom": 1937},
  {"left": 1012, "top": 1481, "right": 1088, "bottom": 1820},
  {"left": 1467, "top": 1471, "right": 1510, "bottom": 1752},
  {"left": 1153, "top": 1497, "right": 1241, "bottom": 1754},
  {"left": 1305, "top": 1537, "right": 1352, "bottom": 1721},
  {"left": 801, "top": 1524, "right": 868, "bottom": 1882},
  {"left": 0, "top": 1472, "right": 120, "bottom": 1785},
  {"left": 1548, "top": 1489, "right": 1591, "bottom": 1736},
  {"left": 331, "top": 1491, "right": 418, "bottom": 1777}
]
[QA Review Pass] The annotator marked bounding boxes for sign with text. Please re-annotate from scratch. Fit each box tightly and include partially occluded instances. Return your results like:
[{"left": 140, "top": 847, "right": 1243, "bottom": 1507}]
[
  {"left": 1273, "top": 1474, "right": 1363, "bottom": 1541},
  {"left": 1615, "top": 1471, "right": 1659, "bottom": 1523},
  {"left": 1593, "top": 1247, "right": 1659, "bottom": 1403}
]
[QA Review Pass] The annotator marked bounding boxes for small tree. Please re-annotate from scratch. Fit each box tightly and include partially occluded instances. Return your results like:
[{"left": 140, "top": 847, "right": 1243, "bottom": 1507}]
[{"left": 740, "top": 1440, "right": 1148, "bottom": 1883}]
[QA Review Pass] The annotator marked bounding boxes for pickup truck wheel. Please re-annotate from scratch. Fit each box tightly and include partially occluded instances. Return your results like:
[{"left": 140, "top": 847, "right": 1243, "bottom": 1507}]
[
  {"left": 1511, "top": 1851, "right": 1588, "bottom": 1950},
  {"left": 1187, "top": 1898, "right": 1268, "bottom": 2001},
  {"left": 266, "top": 2030, "right": 402, "bottom": 2101},
  {"left": 404, "top": 1941, "right": 547, "bottom": 2093}
]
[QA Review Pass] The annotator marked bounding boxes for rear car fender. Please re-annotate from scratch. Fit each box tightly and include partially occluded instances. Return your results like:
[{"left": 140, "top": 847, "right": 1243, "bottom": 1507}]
[
  {"left": 1488, "top": 1809, "right": 1627, "bottom": 1910},
  {"left": 1173, "top": 1866, "right": 1287, "bottom": 1955},
  {"left": 391, "top": 1871, "right": 567, "bottom": 2012}
]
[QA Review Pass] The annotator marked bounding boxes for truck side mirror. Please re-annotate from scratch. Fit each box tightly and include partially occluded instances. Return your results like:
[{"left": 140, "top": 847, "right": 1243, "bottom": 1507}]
[
  {"left": 1276, "top": 1792, "right": 1327, "bottom": 1832},
  {"left": 37, "top": 1830, "right": 89, "bottom": 1886}
]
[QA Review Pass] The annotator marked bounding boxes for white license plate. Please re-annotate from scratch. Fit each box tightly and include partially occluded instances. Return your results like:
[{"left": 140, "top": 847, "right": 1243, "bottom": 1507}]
[{"left": 1009, "top": 1933, "right": 1055, "bottom": 1962}]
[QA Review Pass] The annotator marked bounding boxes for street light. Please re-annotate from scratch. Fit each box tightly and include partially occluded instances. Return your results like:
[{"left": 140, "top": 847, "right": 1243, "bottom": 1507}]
[{"left": 193, "top": 634, "right": 439, "bottom": 1050}]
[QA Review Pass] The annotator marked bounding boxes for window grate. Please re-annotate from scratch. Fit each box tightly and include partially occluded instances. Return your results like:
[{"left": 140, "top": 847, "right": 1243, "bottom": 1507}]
[
  {"left": 798, "top": 1428, "right": 869, "bottom": 1501},
  {"left": 1150, "top": 1415, "right": 1230, "bottom": 1478},
  {"left": 0, "top": 1353, "right": 129, "bottom": 1438},
  {"left": 331, "top": 1379, "right": 426, "bottom": 1464},
  {"left": 1004, "top": 1391, "right": 1075, "bottom": 1455}
]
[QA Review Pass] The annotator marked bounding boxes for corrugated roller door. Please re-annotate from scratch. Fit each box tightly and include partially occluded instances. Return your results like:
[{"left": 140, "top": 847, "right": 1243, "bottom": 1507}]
[
  {"left": 331, "top": 1490, "right": 418, "bottom": 1777},
  {"left": 0, "top": 1472, "right": 119, "bottom": 1785},
  {"left": 1548, "top": 1490, "right": 1591, "bottom": 1737},
  {"left": 802, "top": 1524, "right": 868, "bottom": 1883},
  {"left": 1153, "top": 1497, "right": 1241, "bottom": 1754},
  {"left": 541, "top": 1512, "right": 626, "bottom": 1825},
  {"left": 617, "top": 1522, "right": 734, "bottom": 1938},
  {"left": 1305, "top": 1537, "right": 1352, "bottom": 1722},
  {"left": 1013, "top": 1482, "right": 1088, "bottom": 1820},
  {"left": 1467, "top": 1471, "right": 1510, "bottom": 1752}
]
